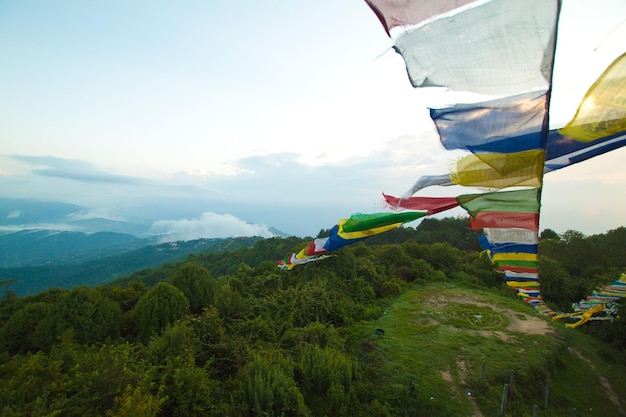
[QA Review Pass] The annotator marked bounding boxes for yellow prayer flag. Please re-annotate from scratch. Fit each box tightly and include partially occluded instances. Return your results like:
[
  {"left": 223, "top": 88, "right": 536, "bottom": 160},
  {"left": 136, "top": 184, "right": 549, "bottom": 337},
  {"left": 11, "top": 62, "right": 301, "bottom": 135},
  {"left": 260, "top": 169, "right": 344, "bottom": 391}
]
[
  {"left": 560, "top": 53, "right": 626, "bottom": 141},
  {"left": 451, "top": 149, "right": 544, "bottom": 189}
]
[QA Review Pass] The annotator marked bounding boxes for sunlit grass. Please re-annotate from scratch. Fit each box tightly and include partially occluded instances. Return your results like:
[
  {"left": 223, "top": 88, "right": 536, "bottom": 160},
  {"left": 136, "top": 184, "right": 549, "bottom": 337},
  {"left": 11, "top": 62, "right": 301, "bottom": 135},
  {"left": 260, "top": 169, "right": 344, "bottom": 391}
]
[{"left": 346, "top": 282, "right": 626, "bottom": 417}]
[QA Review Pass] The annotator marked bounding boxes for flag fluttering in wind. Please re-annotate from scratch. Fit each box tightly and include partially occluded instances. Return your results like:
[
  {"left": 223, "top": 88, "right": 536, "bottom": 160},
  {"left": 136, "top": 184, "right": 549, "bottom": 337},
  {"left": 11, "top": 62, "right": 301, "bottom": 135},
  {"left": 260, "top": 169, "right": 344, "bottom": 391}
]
[
  {"left": 366, "top": 0, "right": 626, "bottom": 319},
  {"left": 383, "top": 189, "right": 554, "bottom": 315},
  {"left": 365, "top": 0, "right": 559, "bottom": 95},
  {"left": 279, "top": 1, "right": 625, "bottom": 327},
  {"left": 552, "top": 274, "right": 625, "bottom": 328},
  {"left": 278, "top": 211, "right": 425, "bottom": 270},
  {"left": 560, "top": 53, "right": 626, "bottom": 142}
]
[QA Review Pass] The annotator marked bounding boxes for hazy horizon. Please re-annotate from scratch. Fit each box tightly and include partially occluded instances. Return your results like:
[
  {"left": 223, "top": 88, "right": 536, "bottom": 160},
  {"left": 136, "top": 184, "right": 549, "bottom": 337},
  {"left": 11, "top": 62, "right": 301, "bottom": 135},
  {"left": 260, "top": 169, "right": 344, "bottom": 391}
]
[{"left": 2, "top": 0, "right": 625, "bottom": 240}]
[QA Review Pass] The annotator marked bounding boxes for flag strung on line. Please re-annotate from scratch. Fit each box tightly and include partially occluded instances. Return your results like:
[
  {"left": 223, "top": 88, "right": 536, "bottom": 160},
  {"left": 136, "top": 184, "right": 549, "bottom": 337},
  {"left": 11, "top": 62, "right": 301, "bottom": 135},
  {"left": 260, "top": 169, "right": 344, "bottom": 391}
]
[
  {"left": 552, "top": 274, "right": 625, "bottom": 327},
  {"left": 560, "top": 53, "right": 626, "bottom": 142},
  {"left": 364, "top": 0, "right": 625, "bottom": 321},
  {"left": 278, "top": 211, "right": 425, "bottom": 269},
  {"left": 365, "top": 0, "right": 560, "bottom": 95}
]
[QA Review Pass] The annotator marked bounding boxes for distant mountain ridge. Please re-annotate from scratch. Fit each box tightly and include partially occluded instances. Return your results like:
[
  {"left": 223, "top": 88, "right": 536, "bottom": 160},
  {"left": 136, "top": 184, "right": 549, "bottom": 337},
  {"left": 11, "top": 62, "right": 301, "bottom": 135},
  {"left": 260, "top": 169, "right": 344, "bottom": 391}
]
[
  {"left": 0, "top": 198, "right": 83, "bottom": 226},
  {"left": 0, "top": 198, "right": 289, "bottom": 240},
  {"left": 0, "top": 198, "right": 152, "bottom": 236},
  {"left": 0, "top": 230, "right": 143, "bottom": 268},
  {"left": 0, "top": 197, "right": 290, "bottom": 295},
  {"left": 0, "top": 236, "right": 266, "bottom": 296}
]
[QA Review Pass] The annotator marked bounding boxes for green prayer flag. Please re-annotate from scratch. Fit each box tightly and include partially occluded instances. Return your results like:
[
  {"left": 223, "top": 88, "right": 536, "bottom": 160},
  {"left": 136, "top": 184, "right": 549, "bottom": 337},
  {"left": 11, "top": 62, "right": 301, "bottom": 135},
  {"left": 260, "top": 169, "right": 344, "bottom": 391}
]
[
  {"left": 456, "top": 188, "right": 541, "bottom": 218},
  {"left": 341, "top": 212, "right": 426, "bottom": 233}
]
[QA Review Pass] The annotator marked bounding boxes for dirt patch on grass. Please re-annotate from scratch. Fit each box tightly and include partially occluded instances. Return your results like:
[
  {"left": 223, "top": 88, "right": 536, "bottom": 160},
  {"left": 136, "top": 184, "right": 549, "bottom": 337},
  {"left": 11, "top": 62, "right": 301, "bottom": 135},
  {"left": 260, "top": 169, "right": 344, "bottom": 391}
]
[
  {"left": 421, "top": 291, "right": 557, "bottom": 337},
  {"left": 456, "top": 357, "right": 485, "bottom": 417},
  {"left": 440, "top": 359, "right": 485, "bottom": 417},
  {"left": 570, "top": 348, "right": 626, "bottom": 415},
  {"left": 505, "top": 313, "right": 554, "bottom": 336},
  {"left": 412, "top": 288, "right": 557, "bottom": 409}
]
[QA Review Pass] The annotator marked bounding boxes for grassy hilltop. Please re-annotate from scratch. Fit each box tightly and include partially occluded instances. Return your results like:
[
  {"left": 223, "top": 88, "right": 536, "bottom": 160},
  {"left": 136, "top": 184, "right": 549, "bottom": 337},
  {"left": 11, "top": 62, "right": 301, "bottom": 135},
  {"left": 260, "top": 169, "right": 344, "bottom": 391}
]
[
  {"left": 352, "top": 282, "right": 625, "bottom": 416},
  {"left": 1, "top": 221, "right": 625, "bottom": 416}
]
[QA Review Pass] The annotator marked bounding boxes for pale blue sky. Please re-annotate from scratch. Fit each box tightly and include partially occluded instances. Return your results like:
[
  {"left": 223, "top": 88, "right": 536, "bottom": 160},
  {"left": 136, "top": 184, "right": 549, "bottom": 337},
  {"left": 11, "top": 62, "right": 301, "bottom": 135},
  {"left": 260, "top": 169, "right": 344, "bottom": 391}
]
[{"left": 1, "top": 0, "right": 625, "bottom": 238}]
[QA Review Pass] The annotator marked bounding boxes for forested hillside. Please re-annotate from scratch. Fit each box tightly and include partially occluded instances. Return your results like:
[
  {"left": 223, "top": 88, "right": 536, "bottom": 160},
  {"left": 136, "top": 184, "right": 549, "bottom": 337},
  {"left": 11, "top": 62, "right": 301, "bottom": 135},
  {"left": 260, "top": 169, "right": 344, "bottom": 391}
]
[
  {"left": 0, "top": 230, "right": 139, "bottom": 268},
  {"left": 0, "top": 236, "right": 265, "bottom": 296},
  {"left": 0, "top": 218, "right": 624, "bottom": 416}
]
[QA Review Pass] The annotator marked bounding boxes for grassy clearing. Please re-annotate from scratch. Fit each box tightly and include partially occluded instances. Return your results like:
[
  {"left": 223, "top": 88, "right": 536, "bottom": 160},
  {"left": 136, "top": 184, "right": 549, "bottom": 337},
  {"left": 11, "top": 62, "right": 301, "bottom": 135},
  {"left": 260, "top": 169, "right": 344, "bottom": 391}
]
[{"left": 345, "top": 282, "right": 626, "bottom": 417}]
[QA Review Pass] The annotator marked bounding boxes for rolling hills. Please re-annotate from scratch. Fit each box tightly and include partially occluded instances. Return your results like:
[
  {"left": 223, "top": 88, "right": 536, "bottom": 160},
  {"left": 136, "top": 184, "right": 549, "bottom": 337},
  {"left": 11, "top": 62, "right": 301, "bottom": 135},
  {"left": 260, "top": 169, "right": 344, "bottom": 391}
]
[
  {"left": 353, "top": 283, "right": 626, "bottom": 416},
  {"left": 0, "top": 235, "right": 265, "bottom": 296}
]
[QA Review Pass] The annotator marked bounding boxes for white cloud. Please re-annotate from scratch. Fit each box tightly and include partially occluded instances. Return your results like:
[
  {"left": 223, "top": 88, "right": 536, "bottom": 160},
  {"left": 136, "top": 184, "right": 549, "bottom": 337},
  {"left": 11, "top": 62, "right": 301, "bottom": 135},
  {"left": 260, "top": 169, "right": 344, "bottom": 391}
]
[
  {"left": 148, "top": 212, "right": 276, "bottom": 242},
  {"left": 0, "top": 223, "right": 81, "bottom": 233},
  {"left": 65, "top": 208, "right": 129, "bottom": 222},
  {"left": 2, "top": 135, "right": 624, "bottom": 238}
]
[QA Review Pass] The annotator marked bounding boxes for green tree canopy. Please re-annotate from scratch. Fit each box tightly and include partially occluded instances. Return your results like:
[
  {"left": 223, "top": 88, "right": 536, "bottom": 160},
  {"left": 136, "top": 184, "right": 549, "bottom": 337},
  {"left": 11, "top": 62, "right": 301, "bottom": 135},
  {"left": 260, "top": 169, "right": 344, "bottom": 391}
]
[
  {"left": 539, "top": 228, "right": 560, "bottom": 240},
  {"left": 39, "top": 286, "right": 123, "bottom": 348},
  {"left": 132, "top": 282, "right": 190, "bottom": 342},
  {"left": 0, "top": 301, "right": 51, "bottom": 354},
  {"left": 170, "top": 263, "right": 217, "bottom": 314}
]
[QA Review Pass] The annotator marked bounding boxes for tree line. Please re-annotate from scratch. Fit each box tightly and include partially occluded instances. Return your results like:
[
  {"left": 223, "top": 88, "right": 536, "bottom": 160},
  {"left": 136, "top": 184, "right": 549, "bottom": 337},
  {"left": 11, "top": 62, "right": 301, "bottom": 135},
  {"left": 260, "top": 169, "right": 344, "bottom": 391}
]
[{"left": 0, "top": 218, "right": 624, "bottom": 416}]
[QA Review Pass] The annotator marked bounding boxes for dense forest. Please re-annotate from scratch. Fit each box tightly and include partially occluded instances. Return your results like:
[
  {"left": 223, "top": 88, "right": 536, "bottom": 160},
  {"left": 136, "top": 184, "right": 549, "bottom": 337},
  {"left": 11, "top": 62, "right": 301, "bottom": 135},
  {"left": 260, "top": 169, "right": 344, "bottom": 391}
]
[
  {"left": 0, "top": 218, "right": 625, "bottom": 416},
  {"left": 0, "top": 236, "right": 266, "bottom": 296}
]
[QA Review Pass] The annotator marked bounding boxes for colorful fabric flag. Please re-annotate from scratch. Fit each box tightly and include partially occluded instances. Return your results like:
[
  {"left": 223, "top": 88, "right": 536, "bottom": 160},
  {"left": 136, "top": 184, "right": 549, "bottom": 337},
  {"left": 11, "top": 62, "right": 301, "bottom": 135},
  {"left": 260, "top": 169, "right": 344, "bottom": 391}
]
[
  {"left": 385, "top": 189, "right": 541, "bottom": 219},
  {"left": 305, "top": 238, "right": 329, "bottom": 256},
  {"left": 504, "top": 271, "right": 539, "bottom": 281},
  {"left": 481, "top": 241, "right": 538, "bottom": 255},
  {"left": 278, "top": 254, "right": 332, "bottom": 270},
  {"left": 451, "top": 150, "right": 545, "bottom": 189},
  {"left": 468, "top": 212, "right": 539, "bottom": 231},
  {"left": 560, "top": 53, "right": 626, "bottom": 142},
  {"left": 544, "top": 130, "right": 626, "bottom": 172},
  {"left": 430, "top": 91, "right": 548, "bottom": 153},
  {"left": 365, "top": 0, "right": 478, "bottom": 36},
  {"left": 495, "top": 260, "right": 538, "bottom": 273},
  {"left": 457, "top": 189, "right": 541, "bottom": 219},
  {"left": 483, "top": 228, "right": 538, "bottom": 245},
  {"left": 428, "top": 74, "right": 626, "bottom": 172},
  {"left": 517, "top": 288, "right": 542, "bottom": 297},
  {"left": 506, "top": 281, "right": 540, "bottom": 288},
  {"left": 365, "top": 0, "right": 560, "bottom": 95},
  {"left": 382, "top": 194, "right": 459, "bottom": 214},
  {"left": 341, "top": 212, "right": 426, "bottom": 234},
  {"left": 278, "top": 211, "right": 423, "bottom": 269},
  {"left": 451, "top": 188, "right": 548, "bottom": 313},
  {"left": 362, "top": 0, "right": 626, "bottom": 321},
  {"left": 397, "top": 129, "right": 626, "bottom": 197},
  {"left": 491, "top": 253, "right": 538, "bottom": 263},
  {"left": 324, "top": 224, "right": 366, "bottom": 252},
  {"left": 403, "top": 174, "right": 454, "bottom": 197}
]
